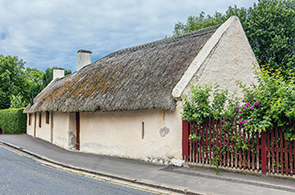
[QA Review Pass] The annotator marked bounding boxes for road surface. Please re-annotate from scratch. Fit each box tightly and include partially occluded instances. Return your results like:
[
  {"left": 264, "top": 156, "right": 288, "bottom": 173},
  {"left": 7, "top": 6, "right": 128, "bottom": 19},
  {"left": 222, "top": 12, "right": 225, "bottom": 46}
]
[{"left": 0, "top": 145, "right": 168, "bottom": 195}]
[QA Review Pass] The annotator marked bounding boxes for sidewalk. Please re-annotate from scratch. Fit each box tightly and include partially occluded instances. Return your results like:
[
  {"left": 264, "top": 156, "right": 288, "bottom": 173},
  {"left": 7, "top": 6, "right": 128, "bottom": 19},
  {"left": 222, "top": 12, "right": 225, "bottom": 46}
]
[{"left": 0, "top": 134, "right": 294, "bottom": 195}]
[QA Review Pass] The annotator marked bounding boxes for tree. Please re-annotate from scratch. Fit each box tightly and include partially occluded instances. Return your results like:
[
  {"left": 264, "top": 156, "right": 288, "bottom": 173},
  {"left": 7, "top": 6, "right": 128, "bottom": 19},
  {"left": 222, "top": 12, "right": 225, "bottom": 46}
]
[
  {"left": 0, "top": 55, "right": 72, "bottom": 109},
  {"left": 244, "top": 0, "right": 295, "bottom": 76},
  {"left": 0, "top": 55, "right": 29, "bottom": 109},
  {"left": 173, "top": 0, "right": 295, "bottom": 78},
  {"left": 24, "top": 67, "right": 45, "bottom": 102},
  {"left": 173, "top": 5, "right": 248, "bottom": 36},
  {"left": 10, "top": 94, "right": 27, "bottom": 108}
]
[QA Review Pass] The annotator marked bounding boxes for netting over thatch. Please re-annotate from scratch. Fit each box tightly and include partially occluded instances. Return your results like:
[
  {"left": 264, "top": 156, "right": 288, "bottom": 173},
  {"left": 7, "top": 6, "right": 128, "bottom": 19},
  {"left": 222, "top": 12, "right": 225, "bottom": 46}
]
[{"left": 24, "top": 25, "right": 220, "bottom": 113}]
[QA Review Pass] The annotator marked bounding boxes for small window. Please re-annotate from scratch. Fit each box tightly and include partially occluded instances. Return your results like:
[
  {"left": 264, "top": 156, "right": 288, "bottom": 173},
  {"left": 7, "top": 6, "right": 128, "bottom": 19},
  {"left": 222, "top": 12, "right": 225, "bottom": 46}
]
[
  {"left": 29, "top": 114, "right": 31, "bottom": 126},
  {"left": 142, "top": 122, "right": 144, "bottom": 139},
  {"left": 39, "top": 112, "right": 42, "bottom": 128},
  {"left": 46, "top": 111, "right": 49, "bottom": 124}
]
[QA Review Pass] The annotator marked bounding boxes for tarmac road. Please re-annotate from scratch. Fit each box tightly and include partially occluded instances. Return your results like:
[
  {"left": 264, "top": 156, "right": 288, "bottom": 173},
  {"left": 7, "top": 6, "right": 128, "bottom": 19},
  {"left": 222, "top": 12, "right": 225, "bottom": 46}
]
[
  {"left": 1, "top": 134, "right": 295, "bottom": 195},
  {"left": 0, "top": 145, "right": 167, "bottom": 195}
]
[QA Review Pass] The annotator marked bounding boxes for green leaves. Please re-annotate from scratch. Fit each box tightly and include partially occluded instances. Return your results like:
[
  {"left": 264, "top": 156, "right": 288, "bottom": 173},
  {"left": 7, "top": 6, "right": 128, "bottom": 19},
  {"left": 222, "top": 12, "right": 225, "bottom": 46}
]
[
  {"left": 182, "top": 84, "right": 234, "bottom": 123},
  {"left": 242, "top": 0, "right": 295, "bottom": 78},
  {"left": 0, "top": 55, "right": 28, "bottom": 109},
  {"left": 183, "top": 64, "right": 295, "bottom": 138},
  {"left": 236, "top": 65, "right": 295, "bottom": 134},
  {"left": 0, "top": 54, "right": 72, "bottom": 109},
  {"left": 0, "top": 108, "right": 26, "bottom": 134},
  {"left": 173, "top": 0, "right": 295, "bottom": 79}
]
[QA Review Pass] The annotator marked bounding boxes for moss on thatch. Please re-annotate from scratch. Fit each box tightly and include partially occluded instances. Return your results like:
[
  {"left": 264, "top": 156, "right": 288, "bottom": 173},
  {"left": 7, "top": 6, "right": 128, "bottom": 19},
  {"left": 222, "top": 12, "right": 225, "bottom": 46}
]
[{"left": 24, "top": 25, "right": 220, "bottom": 113}]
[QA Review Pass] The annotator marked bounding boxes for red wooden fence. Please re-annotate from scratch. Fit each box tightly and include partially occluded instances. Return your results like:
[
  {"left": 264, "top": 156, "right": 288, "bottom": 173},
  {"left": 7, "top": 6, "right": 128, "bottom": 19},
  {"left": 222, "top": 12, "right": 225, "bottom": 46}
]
[{"left": 182, "top": 118, "right": 295, "bottom": 176}]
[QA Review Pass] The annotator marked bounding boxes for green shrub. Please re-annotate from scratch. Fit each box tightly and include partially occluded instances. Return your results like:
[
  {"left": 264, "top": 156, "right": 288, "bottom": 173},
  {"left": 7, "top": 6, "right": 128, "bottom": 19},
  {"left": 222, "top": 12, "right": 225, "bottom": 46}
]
[
  {"left": 182, "top": 65, "right": 295, "bottom": 140},
  {"left": 182, "top": 83, "right": 239, "bottom": 123},
  {"left": 0, "top": 108, "right": 26, "bottom": 134}
]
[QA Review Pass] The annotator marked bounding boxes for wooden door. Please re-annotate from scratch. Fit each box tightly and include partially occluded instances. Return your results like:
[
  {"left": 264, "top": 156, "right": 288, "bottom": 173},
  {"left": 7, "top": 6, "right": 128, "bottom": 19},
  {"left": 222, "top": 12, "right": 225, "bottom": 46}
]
[{"left": 76, "top": 112, "right": 80, "bottom": 150}]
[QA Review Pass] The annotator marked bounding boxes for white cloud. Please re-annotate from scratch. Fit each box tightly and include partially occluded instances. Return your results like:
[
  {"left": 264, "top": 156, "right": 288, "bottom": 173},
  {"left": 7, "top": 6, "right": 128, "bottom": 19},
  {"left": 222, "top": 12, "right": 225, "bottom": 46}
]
[{"left": 0, "top": 0, "right": 257, "bottom": 71}]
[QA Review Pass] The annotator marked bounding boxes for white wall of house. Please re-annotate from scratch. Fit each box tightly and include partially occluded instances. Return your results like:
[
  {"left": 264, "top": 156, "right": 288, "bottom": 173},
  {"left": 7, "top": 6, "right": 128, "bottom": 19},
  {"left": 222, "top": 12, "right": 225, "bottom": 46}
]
[
  {"left": 52, "top": 111, "right": 69, "bottom": 149},
  {"left": 79, "top": 101, "right": 183, "bottom": 161},
  {"left": 182, "top": 16, "right": 258, "bottom": 98},
  {"left": 35, "top": 112, "right": 51, "bottom": 142},
  {"left": 26, "top": 113, "right": 34, "bottom": 136}
]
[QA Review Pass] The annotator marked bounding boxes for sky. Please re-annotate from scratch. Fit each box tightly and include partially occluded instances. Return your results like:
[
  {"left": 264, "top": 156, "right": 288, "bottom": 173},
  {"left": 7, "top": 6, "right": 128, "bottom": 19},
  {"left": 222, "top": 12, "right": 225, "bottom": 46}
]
[{"left": 0, "top": 0, "right": 258, "bottom": 72}]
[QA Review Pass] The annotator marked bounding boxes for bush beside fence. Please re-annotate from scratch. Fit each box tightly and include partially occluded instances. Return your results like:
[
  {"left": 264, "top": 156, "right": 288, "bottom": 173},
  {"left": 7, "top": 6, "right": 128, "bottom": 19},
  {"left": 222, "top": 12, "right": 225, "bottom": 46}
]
[
  {"left": 0, "top": 108, "right": 26, "bottom": 134},
  {"left": 183, "top": 118, "right": 295, "bottom": 176}
]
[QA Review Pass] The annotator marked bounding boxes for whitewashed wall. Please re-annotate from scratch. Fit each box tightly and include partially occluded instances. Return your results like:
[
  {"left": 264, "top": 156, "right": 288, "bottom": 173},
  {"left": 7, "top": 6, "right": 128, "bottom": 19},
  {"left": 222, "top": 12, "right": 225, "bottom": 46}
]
[
  {"left": 52, "top": 112, "right": 69, "bottom": 149},
  {"left": 182, "top": 16, "right": 258, "bottom": 99},
  {"left": 26, "top": 113, "right": 34, "bottom": 136},
  {"left": 79, "top": 101, "right": 183, "bottom": 161}
]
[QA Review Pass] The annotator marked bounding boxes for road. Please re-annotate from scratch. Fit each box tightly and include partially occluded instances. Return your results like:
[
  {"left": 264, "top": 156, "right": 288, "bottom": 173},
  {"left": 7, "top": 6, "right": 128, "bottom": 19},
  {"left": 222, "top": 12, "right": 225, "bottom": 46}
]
[{"left": 0, "top": 145, "right": 167, "bottom": 195}]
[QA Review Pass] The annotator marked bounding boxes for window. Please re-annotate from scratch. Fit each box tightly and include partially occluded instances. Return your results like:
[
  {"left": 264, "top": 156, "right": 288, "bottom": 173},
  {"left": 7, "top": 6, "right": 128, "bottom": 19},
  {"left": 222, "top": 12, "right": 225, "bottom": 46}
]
[
  {"left": 39, "top": 112, "right": 41, "bottom": 128},
  {"left": 142, "top": 122, "right": 144, "bottom": 139},
  {"left": 29, "top": 114, "right": 31, "bottom": 126},
  {"left": 46, "top": 111, "right": 49, "bottom": 124}
]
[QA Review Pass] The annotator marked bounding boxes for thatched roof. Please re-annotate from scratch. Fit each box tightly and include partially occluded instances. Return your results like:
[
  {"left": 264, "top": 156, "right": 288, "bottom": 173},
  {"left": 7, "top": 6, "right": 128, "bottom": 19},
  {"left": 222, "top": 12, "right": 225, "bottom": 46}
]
[{"left": 24, "top": 25, "right": 220, "bottom": 113}]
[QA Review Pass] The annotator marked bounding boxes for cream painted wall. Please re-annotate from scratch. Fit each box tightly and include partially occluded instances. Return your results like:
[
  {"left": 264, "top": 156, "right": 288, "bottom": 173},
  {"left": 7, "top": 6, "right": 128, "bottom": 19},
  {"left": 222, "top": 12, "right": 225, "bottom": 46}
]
[
  {"left": 52, "top": 112, "right": 69, "bottom": 148},
  {"left": 26, "top": 113, "right": 34, "bottom": 136},
  {"left": 79, "top": 101, "right": 183, "bottom": 161},
  {"left": 68, "top": 113, "right": 76, "bottom": 149},
  {"left": 182, "top": 16, "right": 258, "bottom": 99},
  {"left": 35, "top": 112, "right": 51, "bottom": 142}
]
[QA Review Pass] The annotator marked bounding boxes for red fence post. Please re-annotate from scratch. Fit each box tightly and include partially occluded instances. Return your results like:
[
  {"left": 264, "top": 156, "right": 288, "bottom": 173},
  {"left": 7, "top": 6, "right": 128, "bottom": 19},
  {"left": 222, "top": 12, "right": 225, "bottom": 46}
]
[
  {"left": 182, "top": 120, "right": 189, "bottom": 161},
  {"left": 261, "top": 131, "right": 267, "bottom": 175}
]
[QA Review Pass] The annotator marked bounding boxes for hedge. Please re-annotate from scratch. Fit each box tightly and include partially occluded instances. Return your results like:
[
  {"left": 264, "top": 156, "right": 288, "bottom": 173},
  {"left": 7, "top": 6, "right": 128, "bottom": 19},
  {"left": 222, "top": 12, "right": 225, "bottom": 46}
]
[{"left": 0, "top": 108, "right": 26, "bottom": 134}]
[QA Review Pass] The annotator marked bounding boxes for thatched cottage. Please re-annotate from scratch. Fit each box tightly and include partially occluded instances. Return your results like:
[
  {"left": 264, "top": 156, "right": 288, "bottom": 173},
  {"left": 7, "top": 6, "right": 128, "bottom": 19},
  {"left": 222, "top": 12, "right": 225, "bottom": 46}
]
[{"left": 24, "top": 16, "right": 258, "bottom": 164}]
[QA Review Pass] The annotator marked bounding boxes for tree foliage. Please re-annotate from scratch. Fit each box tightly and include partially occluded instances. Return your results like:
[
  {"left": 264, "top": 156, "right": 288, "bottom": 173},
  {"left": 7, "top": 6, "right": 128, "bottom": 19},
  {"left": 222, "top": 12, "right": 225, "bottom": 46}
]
[
  {"left": 183, "top": 65, "right": 295, "bottom": 140},
  {"left": 0, "top": 55, "right": 29, "bottom": 109},
  {"left": 24, "top": 67, "right": 45, "bottom": 103},
  {"left": 0, "top": 55, "right": 72, "bottom": 109},
  {"left": 245, "top": 0, "right": 295, "bottom": 76},
  {"left": 0, "top": 108, "right": 26, "bottom": 134},
  {"left": 173, "top": 0, "right": 295, "bottom": 78},
  {"left": 173, "top": 5, "right": 249, "bottom": 35}
]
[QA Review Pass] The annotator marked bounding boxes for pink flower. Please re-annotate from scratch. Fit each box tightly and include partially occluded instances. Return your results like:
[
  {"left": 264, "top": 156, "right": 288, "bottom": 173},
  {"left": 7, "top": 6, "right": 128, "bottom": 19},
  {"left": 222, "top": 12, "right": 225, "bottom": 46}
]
[
  {"left": 239, "top": 121, "right": 243, "bottom": 125},
  {"left": 236, "top": 106, "right": 239, "bottom": 110},
  {"left": 246, "top": 102, "right": 251, "bottom": 107},
  {"left": 238, "top": 111, "right": 242, "bottom": 114},
  {"left": 254, "top": 102, "right": 260, "bottom": 106},
  {"left": 244, "top": 106, "right": 247, "bottom": 110},
  {"left": 239, "top": 115, "right": 242, "bottom": 118},
  {"left": 244, "top": 120, "right": 248, "bottom": 124},
  {"left": 250, "top": 106, "right": 254, "bottom": 110},
  {"left": 242, "top": 100, "right": 245, "bottom": 102}
]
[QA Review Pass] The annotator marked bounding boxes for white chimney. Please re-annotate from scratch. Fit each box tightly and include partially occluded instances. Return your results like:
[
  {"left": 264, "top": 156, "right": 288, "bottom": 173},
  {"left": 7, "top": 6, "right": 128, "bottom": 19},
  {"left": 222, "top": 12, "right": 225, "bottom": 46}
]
[
  {"left": 77, "top": 49, "right": 92, "bottom": 70},
  {"left": 53, "top": 68, "right": 65, "bottom": 80}
]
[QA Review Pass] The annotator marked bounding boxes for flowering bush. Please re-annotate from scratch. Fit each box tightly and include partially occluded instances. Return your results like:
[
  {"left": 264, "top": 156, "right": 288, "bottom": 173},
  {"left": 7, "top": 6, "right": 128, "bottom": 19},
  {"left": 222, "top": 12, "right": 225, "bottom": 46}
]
[
  {"left": 182, "top": 65, "right": 295, "bottom": 140},
  {"left": 234, "top": 66, "right": 295, "bottom": 140}
]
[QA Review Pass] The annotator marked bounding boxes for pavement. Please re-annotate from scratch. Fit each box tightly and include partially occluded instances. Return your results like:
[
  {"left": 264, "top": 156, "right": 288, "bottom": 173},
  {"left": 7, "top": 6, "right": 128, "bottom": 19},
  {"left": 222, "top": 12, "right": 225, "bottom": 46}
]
[{"left": 0, "top": 134, "right": 295, "bottom": 195}]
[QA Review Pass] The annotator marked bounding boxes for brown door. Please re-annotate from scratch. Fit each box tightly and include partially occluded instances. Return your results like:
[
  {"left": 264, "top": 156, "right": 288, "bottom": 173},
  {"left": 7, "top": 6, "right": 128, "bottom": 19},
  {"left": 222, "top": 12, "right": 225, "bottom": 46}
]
[{"left": 76, "top": 112, "right": 80, "bottom": 150}]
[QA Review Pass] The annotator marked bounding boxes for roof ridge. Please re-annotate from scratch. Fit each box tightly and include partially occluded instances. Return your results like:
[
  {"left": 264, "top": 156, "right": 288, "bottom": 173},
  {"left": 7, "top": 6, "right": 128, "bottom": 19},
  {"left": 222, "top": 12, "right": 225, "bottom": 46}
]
[{"left": 104, "top": 24, "right": 221, "bottom": 58}]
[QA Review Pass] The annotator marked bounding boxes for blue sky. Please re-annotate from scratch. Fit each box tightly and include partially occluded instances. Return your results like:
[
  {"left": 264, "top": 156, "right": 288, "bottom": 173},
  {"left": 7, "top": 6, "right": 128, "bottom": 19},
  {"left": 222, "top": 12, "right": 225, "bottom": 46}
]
[{"left": 0, "top": 0, "right": 257, "bottom": 72}]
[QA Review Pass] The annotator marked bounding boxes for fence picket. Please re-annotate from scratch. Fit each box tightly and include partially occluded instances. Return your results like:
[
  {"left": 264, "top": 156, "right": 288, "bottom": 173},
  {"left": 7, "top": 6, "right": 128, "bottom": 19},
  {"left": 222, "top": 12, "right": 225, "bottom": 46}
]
[
  {"left": 183, "top": 118, "right": 295, "bottom": 176},
  {"left": 247, "top": 131, "right": 251, "bottom": 170},
  {"left": 271, "top": 130, "right": 274, "bottom": 173},
  {"left": 256, "top": 133, "right": 260, "bottom": 170},
  {"left": 280, "top": 130, "right": 283, "bottom": 174},
  {"left": 209, "top": 119, "right": 212, "bottom": 164},
  {"left": 285, "top": 138, "right": 288, "bottom": 174},
  {"left": 267, "top": 131, "right": 270, "bottom": 173}
]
